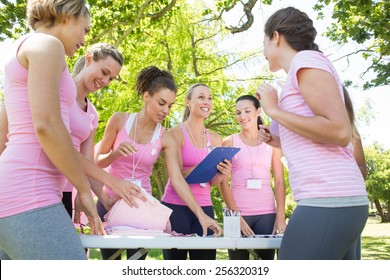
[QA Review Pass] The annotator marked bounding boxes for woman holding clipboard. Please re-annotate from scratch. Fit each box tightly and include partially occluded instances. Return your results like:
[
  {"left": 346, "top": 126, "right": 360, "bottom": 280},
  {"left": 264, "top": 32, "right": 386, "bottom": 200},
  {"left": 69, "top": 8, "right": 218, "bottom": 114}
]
[
  {"left": 219, "top": 95, "right": 286, "bottom": 260},
  {"left": 161, "top": 83, "right": 231, "bottom": 260}
]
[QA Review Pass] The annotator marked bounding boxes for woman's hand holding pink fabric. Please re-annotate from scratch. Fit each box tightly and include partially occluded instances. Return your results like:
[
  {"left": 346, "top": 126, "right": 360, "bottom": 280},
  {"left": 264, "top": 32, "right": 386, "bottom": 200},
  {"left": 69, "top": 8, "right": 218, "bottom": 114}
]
[{"left": 110, "top": 178, "right": 147, "bottom": 208}]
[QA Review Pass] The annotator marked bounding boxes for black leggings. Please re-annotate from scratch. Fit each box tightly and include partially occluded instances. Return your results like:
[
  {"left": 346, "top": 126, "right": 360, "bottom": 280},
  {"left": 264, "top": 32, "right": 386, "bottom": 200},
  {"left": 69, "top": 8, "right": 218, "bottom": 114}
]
[
  {"left": 228, "top": 213, "right": 276, "bottom": 260},
  {"left": 278, "top": 205, "right": 368, "bottom": 260},
  {"left": 162, "top": 202, "right": 216, "bottom": 260},
  {"left": 62, "top": 191, "right": 73, "bottom": 218},
  {"left": 96, "top": 200, "right": 147, "bottom": 260}
]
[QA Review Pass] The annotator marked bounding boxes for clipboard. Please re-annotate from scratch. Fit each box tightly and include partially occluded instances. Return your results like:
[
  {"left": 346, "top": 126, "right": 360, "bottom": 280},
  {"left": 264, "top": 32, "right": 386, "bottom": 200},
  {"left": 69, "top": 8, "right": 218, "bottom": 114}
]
[{"left": 185, "top": 147, "right": 240, "bottom": 184}]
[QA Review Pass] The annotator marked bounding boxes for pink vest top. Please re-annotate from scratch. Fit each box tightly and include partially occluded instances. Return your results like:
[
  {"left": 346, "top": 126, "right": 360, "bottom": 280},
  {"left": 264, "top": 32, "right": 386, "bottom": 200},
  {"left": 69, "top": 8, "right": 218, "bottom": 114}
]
[
  {"left": 279, "top": 50, "right": 367, "bottom": 201},
  {"left": 230, "top": 134, "right": 276, "bottom": 215},
  {"left": 0, "top": 35, "right": 77, "bottom": 217},
  {"left": 63, "top": 99, "right": 98, "bottom": 192},
  {"left": 106, "top": 113, "right": 164, "bottom": 195},
  {"left": 162, "top": 124, "right": 212, "bottom": 206}
]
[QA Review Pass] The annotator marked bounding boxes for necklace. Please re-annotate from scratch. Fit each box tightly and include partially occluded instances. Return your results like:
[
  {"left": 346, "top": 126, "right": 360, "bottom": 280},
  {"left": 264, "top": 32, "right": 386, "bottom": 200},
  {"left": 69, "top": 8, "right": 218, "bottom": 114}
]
[
  {"left": 240, "top": 131, "right": 260, "bottom": 179},
  {"left": 131, "top": 113, "right": 157, "bottom": 180},
  {"left": 185, "top": 121, "right": 208, "bottom": 187}
]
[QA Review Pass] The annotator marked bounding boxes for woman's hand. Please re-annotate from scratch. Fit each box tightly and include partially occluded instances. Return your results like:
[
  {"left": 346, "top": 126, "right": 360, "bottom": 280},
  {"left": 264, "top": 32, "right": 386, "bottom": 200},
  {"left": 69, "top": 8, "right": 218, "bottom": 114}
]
[
  {"left": 272, "top": 214, "right": 287, "bottom": 235},
  {"left": 108, "top": 178, "right": 147, "bottom": 208},
  {"left": 74, "top": 191, "right": 106, "bottom": 235},
  {"left": 255, "top": 83, "right": 279, "bottom": 118},
  {"left": 198, "top": 212, "right": 223, "bottom": 237},
  {"left": 112, "top": 141, "right": 138, "bottom": 158},
  {"left": 240, "top": 216, "right": 255, "bottom": 237},
  {"left": 217, "top": 159, "right": 232, "bottom": 175}
]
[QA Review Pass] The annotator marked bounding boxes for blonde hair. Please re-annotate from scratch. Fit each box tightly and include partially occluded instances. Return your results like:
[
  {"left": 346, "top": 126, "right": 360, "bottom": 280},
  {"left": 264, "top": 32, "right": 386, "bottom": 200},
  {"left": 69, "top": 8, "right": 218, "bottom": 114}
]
[
  {"left": 182, "top": 83, "right": 209, "bottom": 122},
  {"left": 27, "top": 0, "right": 89, "bottom": 30},
  {"left": 72, "top": 43, "right": 124, "bottom": 77}
]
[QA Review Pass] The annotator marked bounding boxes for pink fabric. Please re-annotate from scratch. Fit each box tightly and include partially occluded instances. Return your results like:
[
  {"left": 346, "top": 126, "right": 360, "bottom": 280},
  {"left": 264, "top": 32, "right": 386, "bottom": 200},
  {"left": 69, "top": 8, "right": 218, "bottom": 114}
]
[
  {"left": 230, "top": 134, "right": 276, "bottom": 215},
  {"left": 106, "top": 113, "right": 164, "bottom": 195},
  {"left": 0, "top": 35, "right": 77, "bottom": 218},
  {"left": 162, "top": 124, "right": 212, "bottom": 206},
  {"left": 63, "top": 100, "right": 98, "bottom": 192},
  {"left": 279, "top": 50, "right": 367, "bottom": 201},
  {"left": 104, "top": 188, "right": 172, "bottom": 231}
]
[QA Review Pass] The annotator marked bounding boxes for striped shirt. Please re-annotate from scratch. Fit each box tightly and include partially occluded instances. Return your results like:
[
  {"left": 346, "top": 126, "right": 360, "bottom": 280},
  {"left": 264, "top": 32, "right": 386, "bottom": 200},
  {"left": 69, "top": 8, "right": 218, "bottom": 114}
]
[{"left": 278, "top": 50, "right": 367, "bottom": 201}]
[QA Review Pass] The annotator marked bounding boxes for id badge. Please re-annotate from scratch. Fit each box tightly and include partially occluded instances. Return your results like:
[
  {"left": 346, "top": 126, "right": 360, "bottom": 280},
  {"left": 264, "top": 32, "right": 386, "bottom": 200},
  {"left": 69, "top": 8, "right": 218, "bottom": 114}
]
[
  {"left": 128, "top": 178, "right": 142, "bottom": 188},
  {"left": 246, "top": 179, "right": 262, "bottom": 189}
]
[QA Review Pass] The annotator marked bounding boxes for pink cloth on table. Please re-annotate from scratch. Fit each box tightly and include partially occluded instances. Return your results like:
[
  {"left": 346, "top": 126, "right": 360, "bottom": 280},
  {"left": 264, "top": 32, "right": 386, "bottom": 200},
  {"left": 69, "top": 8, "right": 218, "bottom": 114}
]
[{"left": 104, "top": 187, "right": 172, "bottom": 231}]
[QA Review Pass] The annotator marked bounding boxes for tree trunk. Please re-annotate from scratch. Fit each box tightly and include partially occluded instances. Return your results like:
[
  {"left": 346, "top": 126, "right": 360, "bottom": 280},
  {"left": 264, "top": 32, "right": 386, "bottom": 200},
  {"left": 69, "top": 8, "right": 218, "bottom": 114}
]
[{"left": 374, "top": 199, "right": 390, "bottom": 223}]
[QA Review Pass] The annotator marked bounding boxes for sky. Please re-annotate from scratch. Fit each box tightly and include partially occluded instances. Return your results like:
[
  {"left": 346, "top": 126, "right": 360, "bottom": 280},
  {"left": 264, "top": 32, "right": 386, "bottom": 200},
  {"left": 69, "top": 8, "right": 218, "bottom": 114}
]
[{"left": 0, "top": 0, "right": 389, "bottom": 149}]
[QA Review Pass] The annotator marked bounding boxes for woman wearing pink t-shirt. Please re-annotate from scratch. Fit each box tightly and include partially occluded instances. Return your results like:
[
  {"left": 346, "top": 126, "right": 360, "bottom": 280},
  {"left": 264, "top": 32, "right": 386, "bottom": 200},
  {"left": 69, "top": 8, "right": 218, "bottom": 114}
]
[
  {"left": 220, "top": 95, "right": 286, "bottom": 260},
  {"left": 0, "top": 0, "right": 103, "bottom": 260},
  {"left": 62, "top": 43, "right": 125, "bottom": 219},
  {"left": 161, "top": 83, "right": 231, "bottom": 260},
  {"left": 256, "top": 7, "right": 368, "bottom": 260}
]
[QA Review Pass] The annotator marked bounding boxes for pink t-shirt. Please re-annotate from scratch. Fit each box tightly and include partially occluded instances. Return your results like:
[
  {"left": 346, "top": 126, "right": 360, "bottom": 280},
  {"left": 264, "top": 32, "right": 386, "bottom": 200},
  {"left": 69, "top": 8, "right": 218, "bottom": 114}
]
[
  {"left": 0, "top": 35, "right": 77, "bottom": 218},
  {"left": 279, "top": 50, "right": 367, "bottom": 201},
  {"left": 106, "top": 113, "right": 164, "bottom": 195},
  {"left": 162, "top": 124, "right": 212, "bottom": 206},
  {"left": 63, "top": 100, "right": 98, "bottom": 192},
  {"left": 230, "top": 134, "right": 276, "bottom": 215}
]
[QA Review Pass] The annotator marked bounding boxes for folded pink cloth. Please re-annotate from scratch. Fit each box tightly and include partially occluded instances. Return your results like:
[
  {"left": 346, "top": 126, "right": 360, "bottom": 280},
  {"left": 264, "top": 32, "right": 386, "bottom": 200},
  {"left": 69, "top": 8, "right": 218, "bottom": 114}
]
[{"left": 104, "top": 188, "right": 172, "bottom": 232}]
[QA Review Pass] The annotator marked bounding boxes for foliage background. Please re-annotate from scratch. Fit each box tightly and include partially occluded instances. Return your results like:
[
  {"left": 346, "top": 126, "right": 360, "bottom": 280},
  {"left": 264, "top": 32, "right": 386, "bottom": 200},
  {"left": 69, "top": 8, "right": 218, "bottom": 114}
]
[{"left": 0, "top": 0, "right": 388, "bottom": 221}]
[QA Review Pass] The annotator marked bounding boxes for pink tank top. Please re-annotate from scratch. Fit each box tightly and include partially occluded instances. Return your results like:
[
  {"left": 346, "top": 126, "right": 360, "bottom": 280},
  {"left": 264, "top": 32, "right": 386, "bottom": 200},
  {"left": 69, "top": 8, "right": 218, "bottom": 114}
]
[
  {"left": 106, "top": 113, "right": 164, "bottom": 195},
  {"left": 279, "top": 50, "right": 367, "bottom": 201},
  {"left": 0, "top": 35, "right": 77, "bottom": 218},
  {"left": 230, "top": 134, "right": 276, "bottom": 215},
  {"left": 63, "top": 99, "right": 98, "bottom": 192},
  {"left": 162, "top": 124, "right": 212, "bottom": 206}
]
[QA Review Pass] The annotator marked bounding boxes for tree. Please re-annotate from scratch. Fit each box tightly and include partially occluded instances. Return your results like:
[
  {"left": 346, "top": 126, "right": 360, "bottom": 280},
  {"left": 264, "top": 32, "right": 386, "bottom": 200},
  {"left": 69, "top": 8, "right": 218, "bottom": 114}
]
[
  {"left": 365, "top": 144, "right": 390, "bottom": 223},
  {"left": 313, "top": 0, "right": 390, "bottom": 89}
]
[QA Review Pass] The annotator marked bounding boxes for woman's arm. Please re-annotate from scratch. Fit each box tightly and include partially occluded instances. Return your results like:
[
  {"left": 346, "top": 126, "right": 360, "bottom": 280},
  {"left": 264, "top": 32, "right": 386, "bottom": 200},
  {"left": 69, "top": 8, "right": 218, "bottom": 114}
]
[
  {"left": 95, "top": 112, "right": 137, "bottom": 168},
  {"left": 0, "top": 103, "right": 8, "bottom": 155},
  {"left": 162, "top": 129, "right": 222, "bottom": 237},
  {"left": 271, "top": 147, "right": 286, "bottom": 234},
  {"left": 257, "top": 69, "right": 352, "bottom": 146}
]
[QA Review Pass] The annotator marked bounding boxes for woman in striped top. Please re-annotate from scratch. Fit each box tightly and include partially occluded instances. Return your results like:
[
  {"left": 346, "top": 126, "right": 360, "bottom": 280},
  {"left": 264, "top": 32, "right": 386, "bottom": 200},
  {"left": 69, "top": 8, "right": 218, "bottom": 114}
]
[{"left": 256, "top": 7, "right": 368, "bottom": 260}]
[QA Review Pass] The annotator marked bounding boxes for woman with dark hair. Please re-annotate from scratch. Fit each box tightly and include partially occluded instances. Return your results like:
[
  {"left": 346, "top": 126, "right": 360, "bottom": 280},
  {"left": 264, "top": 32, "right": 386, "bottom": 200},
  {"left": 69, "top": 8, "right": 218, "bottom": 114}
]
[
  {"left": 256, "top": 7, "right": 368, "bottom": 259},
  {"left": 219, "top": 94, "right": 286, "bottom": 260}
]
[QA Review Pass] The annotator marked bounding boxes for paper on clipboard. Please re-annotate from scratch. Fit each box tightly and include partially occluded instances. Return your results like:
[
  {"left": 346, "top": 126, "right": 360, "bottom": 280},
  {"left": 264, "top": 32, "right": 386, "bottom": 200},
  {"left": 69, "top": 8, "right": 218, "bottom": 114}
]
[{"left": 185, "top": 147, "right": 240, "bottom": 184}]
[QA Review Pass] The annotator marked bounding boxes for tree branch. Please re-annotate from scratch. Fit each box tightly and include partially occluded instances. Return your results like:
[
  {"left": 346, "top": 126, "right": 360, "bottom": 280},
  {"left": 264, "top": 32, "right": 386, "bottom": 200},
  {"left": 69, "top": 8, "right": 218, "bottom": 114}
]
[{"left": 226, "top": 0, "right": 258, "bottom": 34}]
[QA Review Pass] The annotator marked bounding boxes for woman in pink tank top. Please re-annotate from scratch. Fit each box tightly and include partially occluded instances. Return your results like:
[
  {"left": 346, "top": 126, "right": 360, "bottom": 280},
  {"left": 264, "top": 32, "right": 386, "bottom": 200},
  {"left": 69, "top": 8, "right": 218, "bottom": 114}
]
[
  {"left": 62, "top": 43, "right": 125, "bottom": 220},
  {"left": 220, "top": 94, "right": 286, "bottom": 260},
  {"left": 0, "top": 0, "right": 103, "bottom": 260},
  {"left": 95, "top": 68, "right": 223, "bottom": 260},
  {"left": 161, "top": 83, "right": 231, "bottom": 260},
  {"left": 256, "top": 7, "right": 368, "bottom": 260}
]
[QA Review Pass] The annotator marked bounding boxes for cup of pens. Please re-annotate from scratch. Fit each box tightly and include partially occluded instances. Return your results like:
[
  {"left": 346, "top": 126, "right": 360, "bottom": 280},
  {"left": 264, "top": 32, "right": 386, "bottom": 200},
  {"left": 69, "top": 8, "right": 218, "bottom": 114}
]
[{"left": 223, "top": 209, "right": 241, "bottom": 238}]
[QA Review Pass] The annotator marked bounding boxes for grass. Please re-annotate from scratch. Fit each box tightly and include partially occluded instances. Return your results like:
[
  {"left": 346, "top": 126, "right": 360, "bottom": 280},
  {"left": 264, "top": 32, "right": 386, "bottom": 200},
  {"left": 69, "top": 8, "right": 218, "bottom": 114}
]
[{"left": 87, "top": 216, "right": 390, "bottom": 260}]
